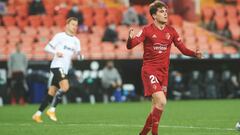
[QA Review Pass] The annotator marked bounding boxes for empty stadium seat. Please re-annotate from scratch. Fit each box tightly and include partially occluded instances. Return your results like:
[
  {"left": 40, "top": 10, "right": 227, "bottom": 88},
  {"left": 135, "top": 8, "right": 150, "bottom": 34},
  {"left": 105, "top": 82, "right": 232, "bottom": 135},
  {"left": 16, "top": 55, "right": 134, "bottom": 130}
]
[
  {"left": 201, "top": 6, "right": 214, "bottom": 23},
  {"left": 42, "top": 15, "right": 54, "bottom": 27},
  {"left": 3, "top": 16, "right": 16, "bottom": 26},
  {"left": 28, "top": 15, "right": 42, "bottom": 28}
]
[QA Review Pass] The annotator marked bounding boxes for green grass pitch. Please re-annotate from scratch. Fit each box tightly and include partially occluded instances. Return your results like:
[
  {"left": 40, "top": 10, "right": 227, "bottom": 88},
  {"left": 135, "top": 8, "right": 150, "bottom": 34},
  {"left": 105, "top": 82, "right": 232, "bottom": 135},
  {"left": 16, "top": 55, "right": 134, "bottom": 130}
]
[{"left": 0, "top": 100, "right": 239, "bottom": 135}]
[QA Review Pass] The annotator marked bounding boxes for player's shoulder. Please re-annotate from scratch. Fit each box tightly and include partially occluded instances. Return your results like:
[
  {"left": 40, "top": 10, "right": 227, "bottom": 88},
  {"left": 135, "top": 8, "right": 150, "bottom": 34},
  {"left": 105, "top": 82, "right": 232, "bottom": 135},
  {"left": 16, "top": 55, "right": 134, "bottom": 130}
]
[
  {"left": 165, "top": 25, "right": 176, "bottom": 33},
  {"left": 73, "top": 36, "right": 80, "bottom": 43},
  {"left": 142, "top": 23, "right": 154, "bottom": 30},
  {"left": 54, "top": 32, "right": 65, "bottom": 38}
]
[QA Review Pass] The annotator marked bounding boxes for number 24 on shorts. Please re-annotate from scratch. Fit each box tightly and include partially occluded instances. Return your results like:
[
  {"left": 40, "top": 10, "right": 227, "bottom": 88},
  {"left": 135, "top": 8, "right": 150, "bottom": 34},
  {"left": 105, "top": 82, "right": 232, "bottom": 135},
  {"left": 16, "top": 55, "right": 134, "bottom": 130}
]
[{"left": 149, "top": 75, "right": 159, "bottom": 84}]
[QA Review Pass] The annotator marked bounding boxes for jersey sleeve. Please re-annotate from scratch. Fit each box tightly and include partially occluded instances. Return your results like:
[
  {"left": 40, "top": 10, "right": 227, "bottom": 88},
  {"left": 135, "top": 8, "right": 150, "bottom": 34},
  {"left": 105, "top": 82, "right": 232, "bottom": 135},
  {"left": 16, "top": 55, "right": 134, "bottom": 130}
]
[
  {"left": 44, "top": 33, "right": 61, "bottom": 54},
  {"left": 126, "top": 27, "right": 146, "bottom": 49},
  {"left": 48, "top": 33, "right": 61, "bottom": 48},
  {"left": 172, "top": 28, "right": 196, "bottom": 57}
]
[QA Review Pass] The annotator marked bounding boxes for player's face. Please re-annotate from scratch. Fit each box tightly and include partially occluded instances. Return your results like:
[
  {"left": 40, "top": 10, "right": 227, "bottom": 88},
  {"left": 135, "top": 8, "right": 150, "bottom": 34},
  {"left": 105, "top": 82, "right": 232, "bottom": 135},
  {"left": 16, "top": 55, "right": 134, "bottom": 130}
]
[
  {"left": 67, "top": 20, "right": 78, "bottom": 35},
  {"left": 153, "top": 7, "right": 168, "bottom": 24}
]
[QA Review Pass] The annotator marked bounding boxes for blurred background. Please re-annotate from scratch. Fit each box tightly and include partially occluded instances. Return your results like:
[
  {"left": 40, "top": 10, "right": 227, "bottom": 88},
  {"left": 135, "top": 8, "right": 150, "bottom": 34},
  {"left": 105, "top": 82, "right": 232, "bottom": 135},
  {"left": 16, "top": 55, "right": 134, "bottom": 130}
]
[{"left": 0, "top": 0, "right": 239, "bottom": 106}]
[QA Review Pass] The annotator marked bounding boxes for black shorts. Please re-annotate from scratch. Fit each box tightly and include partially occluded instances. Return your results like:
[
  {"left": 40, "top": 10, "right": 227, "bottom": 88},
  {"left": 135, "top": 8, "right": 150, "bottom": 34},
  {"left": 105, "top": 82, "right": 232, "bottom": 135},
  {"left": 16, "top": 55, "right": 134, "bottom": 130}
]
[{"left": 49, "top": 68, "right": 68, "bottom": 88}]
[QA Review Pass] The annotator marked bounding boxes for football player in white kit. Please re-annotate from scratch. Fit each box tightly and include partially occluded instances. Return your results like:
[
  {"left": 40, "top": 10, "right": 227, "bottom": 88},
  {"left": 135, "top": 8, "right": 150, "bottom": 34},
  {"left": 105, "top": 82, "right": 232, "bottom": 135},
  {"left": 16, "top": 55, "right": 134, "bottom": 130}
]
[{"left": 32, "top": 17, "right": 81, "bottom": 123}]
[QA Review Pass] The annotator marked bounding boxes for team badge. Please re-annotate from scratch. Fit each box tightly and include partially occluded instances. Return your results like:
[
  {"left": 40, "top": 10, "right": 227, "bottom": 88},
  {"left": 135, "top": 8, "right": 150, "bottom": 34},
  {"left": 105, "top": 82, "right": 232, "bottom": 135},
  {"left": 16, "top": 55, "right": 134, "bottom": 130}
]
[{"left": 165, "top": 33, "right": 170, "bottom": 40}]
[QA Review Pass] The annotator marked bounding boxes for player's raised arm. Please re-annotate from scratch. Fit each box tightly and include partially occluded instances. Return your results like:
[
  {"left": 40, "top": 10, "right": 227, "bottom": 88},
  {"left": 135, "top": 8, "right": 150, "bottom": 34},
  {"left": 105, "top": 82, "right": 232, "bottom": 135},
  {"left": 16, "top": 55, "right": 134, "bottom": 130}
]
[
  {"left": 172, "top": 28, "right": 202, "bottom": 59},
  {"left": 126, "top": 27, "right": 146, "bottom": 49}
]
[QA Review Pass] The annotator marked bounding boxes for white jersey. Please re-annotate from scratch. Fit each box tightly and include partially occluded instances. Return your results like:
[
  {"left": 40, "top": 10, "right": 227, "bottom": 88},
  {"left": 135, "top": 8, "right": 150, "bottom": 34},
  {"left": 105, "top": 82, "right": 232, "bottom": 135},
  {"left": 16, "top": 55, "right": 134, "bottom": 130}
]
[{"left": 46, "top": 32, "right": 81, "bottom": 74}]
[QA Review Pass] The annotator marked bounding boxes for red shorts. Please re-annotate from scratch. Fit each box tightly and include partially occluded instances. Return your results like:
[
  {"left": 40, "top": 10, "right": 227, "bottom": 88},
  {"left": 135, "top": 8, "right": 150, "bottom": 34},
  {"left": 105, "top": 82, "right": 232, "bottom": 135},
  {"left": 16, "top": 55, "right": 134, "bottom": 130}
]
[{"left": 141, "top": 66, "right": 168, "bottom": 97}]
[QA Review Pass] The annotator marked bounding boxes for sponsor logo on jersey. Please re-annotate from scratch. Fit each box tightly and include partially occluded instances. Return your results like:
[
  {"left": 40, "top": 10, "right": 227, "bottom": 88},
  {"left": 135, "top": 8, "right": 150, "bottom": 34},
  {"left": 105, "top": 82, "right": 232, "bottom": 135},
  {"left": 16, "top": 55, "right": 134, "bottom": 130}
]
[
  {"left": 153, "top": 43, "right": 168, "bottom": 53},
  {"left": 64, "top": 45, "right": 74, "bottom": 52}
]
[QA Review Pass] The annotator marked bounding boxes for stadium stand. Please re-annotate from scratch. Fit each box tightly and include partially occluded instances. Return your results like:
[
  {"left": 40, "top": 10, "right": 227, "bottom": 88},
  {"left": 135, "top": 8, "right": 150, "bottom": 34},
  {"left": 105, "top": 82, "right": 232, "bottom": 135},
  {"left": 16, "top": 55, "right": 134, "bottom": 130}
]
[{"left": 0, "top": 0, "right": 239, "bottom": 61}]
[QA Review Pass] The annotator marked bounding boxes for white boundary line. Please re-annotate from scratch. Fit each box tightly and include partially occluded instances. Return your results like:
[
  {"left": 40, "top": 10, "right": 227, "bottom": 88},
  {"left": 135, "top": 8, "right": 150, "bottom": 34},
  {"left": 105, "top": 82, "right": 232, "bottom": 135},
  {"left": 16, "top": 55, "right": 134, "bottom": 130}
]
[{"left": 0, "top": 123, "right": 236, "bottom": 131}]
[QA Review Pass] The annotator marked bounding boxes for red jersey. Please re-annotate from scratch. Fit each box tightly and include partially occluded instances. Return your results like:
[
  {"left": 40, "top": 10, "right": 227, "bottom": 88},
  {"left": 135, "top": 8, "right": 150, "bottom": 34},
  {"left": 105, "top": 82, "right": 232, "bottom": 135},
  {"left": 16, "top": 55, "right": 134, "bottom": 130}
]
[
  {"left": 127, "top": 23, "right": 196, "bottom": 96},
  {"left": 127, "top": 23, "right": 196, "bottom": 70}
]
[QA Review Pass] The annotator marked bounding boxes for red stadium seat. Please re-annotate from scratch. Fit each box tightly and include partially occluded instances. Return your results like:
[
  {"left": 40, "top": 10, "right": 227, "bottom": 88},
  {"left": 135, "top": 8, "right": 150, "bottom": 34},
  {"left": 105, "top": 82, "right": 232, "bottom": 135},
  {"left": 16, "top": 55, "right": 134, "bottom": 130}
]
[
  {"left": 228, "top": 24, "right": 240, "bottom": 40},
  {"left": 7, "top": 35, "right": 21, "bottom": 45},
  {"left": 106, "top": 7, "right": 122, "bottom": 24},
  {"left": 94, "top": 15, "right": 107, "bottom": 27},
  {"left": 225, "top": 5, "right": 237, "bottom": 18},
  {"left": 84, "top": 16, "right": 94, "bottom": 27},
  {"left": 209, "top": 40, "right": 224, "bottom": 54},
  {"left": 89, "top": 45, "right": 103, "bottom": 60},
  {"left": 24, "top": 26, "right": 38, "bottom": 37},
  {"left": 20, "top": 34, "right": 35, "bottom": 44},
  {"left": 80, "top": 44, "right": 89, "bottom": 52},
  {"left": 56, "top": 7, "right": 70, "bottom": 17},
  {"left": 101, "top": 42, "right": 115, "bottom": 51},
  {"left": 6, "top": 4, "right": 16, "bottom": 15},
  {"left": 32, "top": 50, "right": 47, "bottom": 60},
  {"left": 50, "top": 26, "right": 63, "bottom": 35},
  {"left": 115, "top": 42, "right": 131, "bottom": 59},
  {"left": 94, "top": 7, "right": 106, "bottom": 17},
  {"left": 3, "top": 16, "right": 16, "bottom": 26},
  {"left": 54, "top": 15, "right": 66, "bottom": 28},
  {"left": 42, "top": 15, "right": 54, "bottom": 27},
  {"left": 201, "top": 6, "right": 214, "bottom": 23},
  {"left": 0, "top": 27, "right": 8, "bottom": 37},
  {"left": 106, "top": 14, "right": 121, "bottom": 25},
  {"left": 44, "top": 4, "right": 55, "bottom": 16},
  {"left": 20, "top": 42, "right": 33, "bottom": 53},
  {"left": 37, "top": 35, "right": 50, "bottom": 46},
  {"left": 91, "top": 26, "right": 104, "bottom": 36},
  {"left": 101, "top": 42, "right": 116, "bottom": 59},
  {"left": 169, "top": 15, "right": 183, "bottom": 27},
  {"left": 197, "top": 35, "right": 208, "bottom": 44},
  {"left": 0, "top": 46, "right": 9, "bottom": 60},
  {"left": 89, "top": 35, "right": 102, "bottom": 46},
  {"left": 38, "top": 27, "right": 51, "bottom": 37},
  {"left": 213, "top": 5, "right": 226, "bottom": 17},
  {"left": 197, "top": 43, "right": 210, "bottom": 53},
  {"left": 6, "top": 26, "right": 21, "bottom": 36},
  {"left": 184, "top": 36, "right": 196, "bottom": 45},
  {"left": 16, "top": 16, "right": 28, "bottom": 29},
  {"left": 117, "top": 25, "right": 129, "bottom": 41},
  {"left": 28, "top": 15, "right": 42, "bottom": 28},
  {"left": 6, "top": 42, "right": 17, "bottom": 54},
  {"left": 16, "top": 5, "right": 28, "bottom": 17},
  {"left": 214, "top": 16, "right": 227, "bottom": 30},
  {"left": 133, "top": 5, "right": 145, "bottom": 14},
  {"left": 77, "top": 33, "right": 89, "bottom": 44},
  {"left": 0, "top": 37, "right": 7, "bottom": 46},
  {"left": 81, "top": 7, "right": 94, "bottom": 17},
  {"left": 172, "top": 26, "right": 183, "bottom": 36}
]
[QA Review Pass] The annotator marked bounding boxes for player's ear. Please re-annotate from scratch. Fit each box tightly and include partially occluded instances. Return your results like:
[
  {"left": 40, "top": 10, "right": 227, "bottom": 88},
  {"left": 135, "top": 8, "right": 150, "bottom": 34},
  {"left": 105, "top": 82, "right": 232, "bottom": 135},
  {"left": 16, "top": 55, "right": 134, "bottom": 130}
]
[{"left": 152, "top": 14, "right": 156, "bottom": 20}]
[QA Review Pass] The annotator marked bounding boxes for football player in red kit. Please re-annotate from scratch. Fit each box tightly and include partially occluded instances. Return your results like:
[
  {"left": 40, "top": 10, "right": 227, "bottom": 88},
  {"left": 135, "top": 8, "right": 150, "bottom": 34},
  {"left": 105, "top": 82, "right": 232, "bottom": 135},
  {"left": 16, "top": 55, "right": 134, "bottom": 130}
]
[{"left": 126, "top": 1, "right": 202, "bottom": 135}]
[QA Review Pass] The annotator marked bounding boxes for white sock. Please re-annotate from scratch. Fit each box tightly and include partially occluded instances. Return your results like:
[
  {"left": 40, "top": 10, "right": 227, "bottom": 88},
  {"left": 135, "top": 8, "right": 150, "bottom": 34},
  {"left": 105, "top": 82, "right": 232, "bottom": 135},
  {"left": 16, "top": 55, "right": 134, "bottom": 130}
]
[
  {"left": 49, "top": 107, "right": 56, "bottom": 112},
  {"left": 35, "top": 111, "right": 42, "bottom": 116}
]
